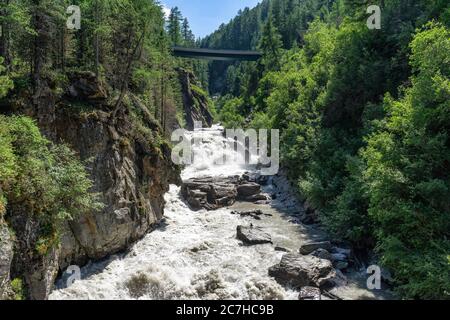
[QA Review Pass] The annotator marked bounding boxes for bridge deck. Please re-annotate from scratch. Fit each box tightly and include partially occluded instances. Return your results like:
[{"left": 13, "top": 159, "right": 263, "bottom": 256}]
[{"left": 172, "top": 47, "right": 262, "bottom": 61}]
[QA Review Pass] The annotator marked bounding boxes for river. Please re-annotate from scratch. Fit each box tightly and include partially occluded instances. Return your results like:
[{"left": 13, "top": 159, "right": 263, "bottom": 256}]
[{"left": 49, "top": 125, "right": 389, "bottom": 300}]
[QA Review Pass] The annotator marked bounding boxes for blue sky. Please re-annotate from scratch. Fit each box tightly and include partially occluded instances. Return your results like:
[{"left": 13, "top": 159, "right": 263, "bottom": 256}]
[{"left": 161, "top": 0, "right": 261, "bottom": 38}]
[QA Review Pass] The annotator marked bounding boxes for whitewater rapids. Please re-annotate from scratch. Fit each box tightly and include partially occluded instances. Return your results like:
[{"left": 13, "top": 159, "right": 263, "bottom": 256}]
[{"left": 49, "top": 125, "right": 388, "bottom": 300}]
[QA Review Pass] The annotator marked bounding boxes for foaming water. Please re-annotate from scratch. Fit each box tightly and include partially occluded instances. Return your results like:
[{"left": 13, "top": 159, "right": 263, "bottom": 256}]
[
  {"left": 49, "top": 126, "right": 299, "bottom": 300},
  {"left": 181, "top": 124, "right": 257, "bottom": 180}
]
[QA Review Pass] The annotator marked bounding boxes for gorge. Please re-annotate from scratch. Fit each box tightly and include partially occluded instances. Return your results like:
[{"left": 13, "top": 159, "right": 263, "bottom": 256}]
[{"left": 1, "top": 0, "right": 449, "bottom": 301}]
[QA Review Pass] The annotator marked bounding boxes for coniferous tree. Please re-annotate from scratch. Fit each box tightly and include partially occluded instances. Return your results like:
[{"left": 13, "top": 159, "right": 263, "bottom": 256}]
[
  {"left": 181, "top": 17, "right": 195, "bottom": 46},
  {"left": 258, "top": 16, "right": 283, "bottom": 72},
  {"left": 167, "top": 6, "right": 182, "bottom": 46}
]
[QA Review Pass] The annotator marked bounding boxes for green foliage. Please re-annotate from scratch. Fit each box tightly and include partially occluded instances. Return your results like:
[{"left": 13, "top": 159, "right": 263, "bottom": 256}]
[
  {"left": 218, "top": 97, "right": 245, "bottom": 128},
  {"left": 0, "top": 58, "right": 14, "bottom": 98},
  {"left": 0, "top": 115, "right": 102, "bottom": 252},
  {"left": 202, "top": 0, "right": 333, "bottom": 94},
  {"left": 259, "top": 17, "right": 283, "bottom": 72},
  {"left": 363, "top": 24, "right": 450, "bottom": 299},
  {"left": 10, "top": 278, "right": 25, "bottom": 300},
  {"left": 167, "top": 6, "right": 183, "bottom": 46}
]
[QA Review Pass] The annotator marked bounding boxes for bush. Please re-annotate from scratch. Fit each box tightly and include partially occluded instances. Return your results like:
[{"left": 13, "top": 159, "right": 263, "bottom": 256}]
[
  {"left": 0, "top": 115, "right": 103, "bottom": 254},
  {"left": 218, "top": 97, "right": 245, "bottom": 128},
  {"left": 363, "top": 24, "right": 450, "bottom": 299},
  {"left": 10, "top": 278, "right": 24, "bottom": 301}
]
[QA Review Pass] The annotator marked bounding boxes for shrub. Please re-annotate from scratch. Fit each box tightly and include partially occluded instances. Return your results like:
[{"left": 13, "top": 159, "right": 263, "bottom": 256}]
[{"left": 0, "top": 115, "right": 103, "bottom": 254}]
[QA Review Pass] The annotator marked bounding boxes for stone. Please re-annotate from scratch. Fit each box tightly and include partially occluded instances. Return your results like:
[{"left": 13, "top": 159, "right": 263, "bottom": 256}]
[
  {"left": 237, "top": 225, "right": 272, "bottom": 245},
  {"left": 231, "top": 210, "right": 264, "bottom": 220},
  {"left": 274, "top": 247, "right": 290, "bottom": 252},
  {"left": 182, "top": 176, "right": 238, "bottom": 211},
  {"left": 320, "top": 269, "right": 348, "bottom": 288},
  {"left": 237, "top": 183, "right": 261, "bottom": 198},
  {"left": 298, "top": 286, "right": 322, "bottom": 300},
  {"left": 268, "top": 254, "right": 334, "bottom": 288},
  {"left": 311, "top": 248, "right": 332, "bottom": 261},
  {"left": 299, "top": 241, "right": 332, "bottom": 255},
  {"left": 181, "top": 176, "right": 268, "bottom": 210}
]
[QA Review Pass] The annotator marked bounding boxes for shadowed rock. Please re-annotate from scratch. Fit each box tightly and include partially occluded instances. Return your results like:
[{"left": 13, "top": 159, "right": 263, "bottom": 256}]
[
  {"left": 299, "top": 241, "right": 332, "bottom": 255},
  {"left": 268, "top": 253, "right": 334, "bottom": 288},
  {"left": 237, "top": 225, "right": 272, "bottom": 245}
]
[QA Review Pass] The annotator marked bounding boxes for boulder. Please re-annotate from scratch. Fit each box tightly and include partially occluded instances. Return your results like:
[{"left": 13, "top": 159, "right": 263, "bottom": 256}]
[
  {"left": 311, "top": 248, "right": 332, "bottom": 261},
  {"left": 319, "top": 269, "right": 348, "bottom": 288},
  {"left": 237, "top": 225, "right": 272, "bottom": 245},
  {"left": 298, "top": 286, "right": 322, "bottom": 300},
  {"left": 181, "top": 176, "right": 269, "bottom": 210},
  {"left": 181, "top": 176, "right": 238, "bottom": 211},
  {"left": 268, "top": 253, "right": 334, "bottom": 288},
  {"left": 299, "top": 241, "right": 332, "bottom": 255},
  {"left": 237, "top": 183, "right": 261, "bottom": 198}
]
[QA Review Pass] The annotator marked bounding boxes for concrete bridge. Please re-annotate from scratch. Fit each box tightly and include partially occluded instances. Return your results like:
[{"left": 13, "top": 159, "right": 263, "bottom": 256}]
[{"left": 172, "top": 47, "right": 262, "bottom": 61}]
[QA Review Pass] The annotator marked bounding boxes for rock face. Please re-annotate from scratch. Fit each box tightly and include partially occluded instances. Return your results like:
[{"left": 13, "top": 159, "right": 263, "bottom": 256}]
[
  {"left": 0, "top": 221, "right": 14, "bottom": 300},
  {"left": 177, "top": 68, "right": 213, "bottom": 130},
  {"left": 268, "top": 254, "right": 335, "bottom": 288},
  {"left": 3, "top": 72, "right": 181, "bottom": 299},
  {"left": 237, "top": 226, "right": 272, "bottom": 245},
  {"left": 52, "top": 107, "right": 180, "bottom": 267},
  {"left": 66, "top": 71, "right": 108, "bottom": 102},
  {"left": 181, "top": 176, "right": 270, "bottom": 211}
]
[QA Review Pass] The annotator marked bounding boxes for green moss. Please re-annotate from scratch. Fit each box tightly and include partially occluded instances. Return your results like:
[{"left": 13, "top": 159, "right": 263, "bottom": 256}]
[{"left": 11, "top": 278, "right": 25, "bottom": 301}]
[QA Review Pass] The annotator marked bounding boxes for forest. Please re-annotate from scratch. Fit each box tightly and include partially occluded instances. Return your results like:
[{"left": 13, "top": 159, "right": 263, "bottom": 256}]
[{"left": 208, "top": 0, "right": 450, "bottom": 299}]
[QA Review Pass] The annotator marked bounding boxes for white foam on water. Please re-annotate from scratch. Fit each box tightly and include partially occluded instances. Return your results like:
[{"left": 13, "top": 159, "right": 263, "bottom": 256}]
[{"left": 49, "top": 126, "right": 299, "bottom": 300}]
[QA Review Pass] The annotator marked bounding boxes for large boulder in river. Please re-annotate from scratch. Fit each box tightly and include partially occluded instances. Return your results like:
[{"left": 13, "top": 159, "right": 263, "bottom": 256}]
[
  {"left": 181, "top": 176, "right": 270, "bottom": 210},
  {"left": 237, "top": 225, "right": 272, "bottom": 245},
  {"left": 268, "top": 253, "right": 334, "bottom": 288},
  {"left": 299, "top": 241, "right": 332, "bottom": 255},
  {"left": 181, "top": 176, "right": 238, "bottom": 211},
  {"left": 237, "top": 183, "right": 261, "bottom": 199}
]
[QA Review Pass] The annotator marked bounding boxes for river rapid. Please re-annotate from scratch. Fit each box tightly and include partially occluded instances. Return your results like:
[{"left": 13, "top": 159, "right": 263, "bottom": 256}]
[{"left": 49, "top": 125, "right": 387, "bottom": 300}]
